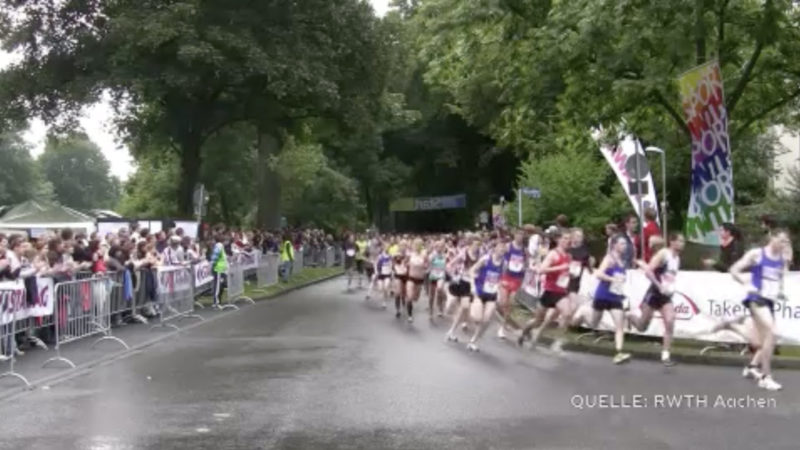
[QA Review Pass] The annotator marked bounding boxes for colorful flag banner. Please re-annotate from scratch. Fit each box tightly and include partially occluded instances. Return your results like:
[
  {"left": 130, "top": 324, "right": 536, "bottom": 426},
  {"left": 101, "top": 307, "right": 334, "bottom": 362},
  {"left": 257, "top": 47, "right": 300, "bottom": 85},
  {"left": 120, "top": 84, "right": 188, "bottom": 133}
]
[
  {"left": 598, "top": 135, "right": 660, "bottom": 223},
  {"left": 678, "top": 60, "right": 733, "bottom": 245}
]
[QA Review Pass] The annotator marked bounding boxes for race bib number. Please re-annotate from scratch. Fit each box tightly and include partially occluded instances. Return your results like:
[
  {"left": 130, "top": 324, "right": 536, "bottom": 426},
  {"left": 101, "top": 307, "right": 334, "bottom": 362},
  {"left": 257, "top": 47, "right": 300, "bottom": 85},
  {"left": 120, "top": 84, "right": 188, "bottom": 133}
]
[
  {"left": 483, "top": 273, "right": 500, "bottom": 294},
  {"left": 451, "top": 274, "right": 462, "bottom": 283},
  {"left": 610, "top": 276, "right": 625, "bottom": 296},
  {"left": 431, "top": 268, "right": 444, "bottom": 279},
  {"left": 762, "top": 278, "right": 781, "bottom": 300},
  {"left": 556, "top": 273, "right": 569, "bottom": 289},
  {"left": 508, "top": 255, "right": 524, "bottom": 273},
  {"left": 346, "top": 249, "right": 355, "bottom": 257},
  {"left": 380, "top": 264, "right": 392, "bottom": 275},
  {"left": 569, "top": 261, "right": 582, "bottom": 278}
]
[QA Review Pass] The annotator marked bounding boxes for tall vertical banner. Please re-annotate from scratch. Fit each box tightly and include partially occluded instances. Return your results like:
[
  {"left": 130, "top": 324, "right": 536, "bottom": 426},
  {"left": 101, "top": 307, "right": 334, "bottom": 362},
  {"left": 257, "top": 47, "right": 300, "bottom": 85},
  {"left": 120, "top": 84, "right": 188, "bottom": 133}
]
[
  {"left": 678, "top": 61, "right": 733, "bottom": 246},
  {"left": 598, "top": 135, "right": 660, "bottom": 223}
]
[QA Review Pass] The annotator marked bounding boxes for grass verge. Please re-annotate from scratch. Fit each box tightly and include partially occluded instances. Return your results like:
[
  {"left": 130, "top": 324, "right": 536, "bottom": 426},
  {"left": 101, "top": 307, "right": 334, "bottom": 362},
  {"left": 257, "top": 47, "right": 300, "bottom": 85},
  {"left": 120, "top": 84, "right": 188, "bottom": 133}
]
[{"left": 197, "top": 267, "right": 343, "bottom": 307}]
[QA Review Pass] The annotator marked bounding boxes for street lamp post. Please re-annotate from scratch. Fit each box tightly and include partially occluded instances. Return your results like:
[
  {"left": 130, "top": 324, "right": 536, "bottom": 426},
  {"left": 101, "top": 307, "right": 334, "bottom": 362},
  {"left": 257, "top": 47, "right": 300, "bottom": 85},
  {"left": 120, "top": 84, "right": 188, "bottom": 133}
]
[{"left": 645, "top": 146, "right": 668, "bottom": 241}]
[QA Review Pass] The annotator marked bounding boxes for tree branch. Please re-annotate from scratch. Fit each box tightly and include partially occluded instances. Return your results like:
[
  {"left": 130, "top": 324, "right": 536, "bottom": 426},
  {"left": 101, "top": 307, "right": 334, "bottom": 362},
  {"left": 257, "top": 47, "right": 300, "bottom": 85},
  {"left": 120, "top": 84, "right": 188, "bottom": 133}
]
[
  {"left": 716, "top": 0, "right": 730, "bottom": 61},
  {"left": 733, "top": 87, "right": 800, "bottom": 138},
  {"left": 652, "top": 90, "right": 692, "bottom": 141},
  {"left": 727, "top": 0, "right": 773, "bottom": 115}
]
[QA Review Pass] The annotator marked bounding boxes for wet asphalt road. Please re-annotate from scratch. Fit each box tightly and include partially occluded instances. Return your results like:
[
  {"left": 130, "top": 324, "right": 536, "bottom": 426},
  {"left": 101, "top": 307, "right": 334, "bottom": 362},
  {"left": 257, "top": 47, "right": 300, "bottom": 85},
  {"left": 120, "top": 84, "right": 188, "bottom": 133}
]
[{"left": 2, "top": 278, "right": 800, "bottom": 450}]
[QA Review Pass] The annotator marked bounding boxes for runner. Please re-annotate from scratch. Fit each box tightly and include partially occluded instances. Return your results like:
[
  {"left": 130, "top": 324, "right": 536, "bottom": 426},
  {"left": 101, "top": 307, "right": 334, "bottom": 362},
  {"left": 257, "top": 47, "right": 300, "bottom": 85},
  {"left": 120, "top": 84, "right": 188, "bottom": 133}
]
[
  {"left": 466, "top": 241, "right": 505, "bottom": 352},
  {"left": 518, "top": 230, "right": 573, "bottom": 352},
  {"left": 574, "top": 234, "right": 631, "bottom": 364},
  {"left": 728, "top": 229, "right": 790, "bottom": 391},
  {"left": 364, "top": 234, "right": 382, "bottom": 299},
  {"left": 405, "top": 238, "right": 429, "bottom": 323},
  {"left": 445, "top": 238, "right": 474, "bottom": 342},
  {"left": 427, "top": 240, "right": 448, "bottom": 319},
  {"left": 372, "top": 244, "right": 393, "bottom": 309},
  {"left": 392, "top": 242, "right": 409, "bottom": 319},
  {"left": 343, "top": 235, "right": 357, "bottom": 290},
  {"left": 566, "top": 228, "right": 593, "bottom": 316},
  {"left": 497, "top": 229, "right": 525, "bottom": 339},
  {"left": 626, "top": 233, "right": 685, "bottom": 367},
  {"left": 355, "top": 235, "right": 369, "bottom": 289}
]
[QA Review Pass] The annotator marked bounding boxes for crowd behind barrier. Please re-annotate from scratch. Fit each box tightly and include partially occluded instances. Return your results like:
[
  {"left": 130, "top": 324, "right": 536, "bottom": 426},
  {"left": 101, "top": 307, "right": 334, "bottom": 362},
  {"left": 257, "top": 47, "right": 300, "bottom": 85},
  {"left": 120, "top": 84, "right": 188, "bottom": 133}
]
[{"left": 0, "top": 224, "right": 345, "bottom": 388}]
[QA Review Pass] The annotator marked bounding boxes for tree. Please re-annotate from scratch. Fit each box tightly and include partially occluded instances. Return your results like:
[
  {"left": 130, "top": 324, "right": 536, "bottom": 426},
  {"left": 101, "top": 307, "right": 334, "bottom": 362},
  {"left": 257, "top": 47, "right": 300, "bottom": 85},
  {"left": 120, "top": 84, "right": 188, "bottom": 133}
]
[
  {"left": 514, "top": 140, "right": 629, "bottom": 233},
  {"left": 0, "top": 132, "right": 51, "bottom": 205},
  {"left": 117, "top": 151, "right": 181, "bottom": 218},
  {"left": 415, "top": 0, "right": 800, "bottom": 227},
  {"left": 38, "top": 134, "right": 120, "bottom": 209}
]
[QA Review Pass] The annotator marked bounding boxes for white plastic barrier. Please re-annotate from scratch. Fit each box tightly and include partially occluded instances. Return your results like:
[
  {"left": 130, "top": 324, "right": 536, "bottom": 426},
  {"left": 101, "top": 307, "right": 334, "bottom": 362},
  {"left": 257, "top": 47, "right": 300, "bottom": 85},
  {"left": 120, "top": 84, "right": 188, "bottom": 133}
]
[{"left": 578, "top": 269, "right": 800, "bottom": 345}]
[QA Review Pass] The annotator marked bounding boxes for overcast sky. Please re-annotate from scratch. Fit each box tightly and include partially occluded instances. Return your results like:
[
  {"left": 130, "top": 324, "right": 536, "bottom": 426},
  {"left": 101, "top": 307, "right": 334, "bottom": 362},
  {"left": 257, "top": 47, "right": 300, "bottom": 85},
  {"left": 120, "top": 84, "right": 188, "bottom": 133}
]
[{"left": 0, "top": 0, "right": 391, "bottom": 181}]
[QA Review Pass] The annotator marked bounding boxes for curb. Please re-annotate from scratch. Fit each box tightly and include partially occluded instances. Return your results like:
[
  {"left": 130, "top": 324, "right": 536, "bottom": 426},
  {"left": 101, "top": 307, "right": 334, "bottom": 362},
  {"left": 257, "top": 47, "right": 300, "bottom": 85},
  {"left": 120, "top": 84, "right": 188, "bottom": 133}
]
[
  {"left": 0, "top": 271, "right": 344, "bottom": 402},
  {"left": 535, "top": 335, "right": 800, "bottom": 369}
]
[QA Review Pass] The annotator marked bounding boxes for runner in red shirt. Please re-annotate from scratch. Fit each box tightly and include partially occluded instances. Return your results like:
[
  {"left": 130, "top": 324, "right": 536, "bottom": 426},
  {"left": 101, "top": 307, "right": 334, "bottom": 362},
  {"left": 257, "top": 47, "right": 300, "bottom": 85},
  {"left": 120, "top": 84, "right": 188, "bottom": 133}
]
[{"left": 642, "top": 208, "right": 661, "bottom": 262}]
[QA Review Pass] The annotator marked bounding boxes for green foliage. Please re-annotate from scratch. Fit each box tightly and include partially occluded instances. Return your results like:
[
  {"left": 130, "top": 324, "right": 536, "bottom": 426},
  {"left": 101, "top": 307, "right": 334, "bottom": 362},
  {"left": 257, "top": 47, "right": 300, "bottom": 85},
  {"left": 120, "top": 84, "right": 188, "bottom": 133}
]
[
  {"left": 117, "top": 152, "right": 181, "bottom": 218},
  {"left": 276, "top": 136, "right": 365, "bottom": 230},
  {"left": 513, "top": 137, "right": 629, "bottom": 233},
  {"left": 0, "top": 132, "right": 51, "bottom": 205},
  {"left": 38, "top": 134, "right": 120, "bottom": 209}
]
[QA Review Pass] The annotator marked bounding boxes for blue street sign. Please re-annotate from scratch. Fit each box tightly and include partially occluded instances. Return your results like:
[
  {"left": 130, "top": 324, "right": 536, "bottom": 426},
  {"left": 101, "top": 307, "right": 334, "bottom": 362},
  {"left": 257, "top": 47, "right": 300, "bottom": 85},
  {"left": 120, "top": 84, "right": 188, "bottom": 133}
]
[{"left": 521, "top": 187, "right": 541, "bottom": 199}]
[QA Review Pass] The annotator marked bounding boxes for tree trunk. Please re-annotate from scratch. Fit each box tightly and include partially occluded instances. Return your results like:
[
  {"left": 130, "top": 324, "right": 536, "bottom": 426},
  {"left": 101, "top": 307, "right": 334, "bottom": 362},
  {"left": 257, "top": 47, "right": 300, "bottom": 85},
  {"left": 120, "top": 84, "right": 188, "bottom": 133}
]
[
  {"left": 695, "top": 0, "right": 706, "bottom": 64},
  {"left": 177, "top": 138, "right": 202, "bottom": 218},
  {"left": 256, "top": 123, "right": 282, "bottom": 230}
]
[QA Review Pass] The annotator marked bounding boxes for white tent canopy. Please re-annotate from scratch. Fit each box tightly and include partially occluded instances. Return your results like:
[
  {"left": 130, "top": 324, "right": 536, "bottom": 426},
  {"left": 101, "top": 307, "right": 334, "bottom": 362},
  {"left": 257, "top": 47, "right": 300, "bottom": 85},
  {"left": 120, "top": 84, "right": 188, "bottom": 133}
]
[{"left": 0, "top": 201, "right": 95, "bottom": 236}]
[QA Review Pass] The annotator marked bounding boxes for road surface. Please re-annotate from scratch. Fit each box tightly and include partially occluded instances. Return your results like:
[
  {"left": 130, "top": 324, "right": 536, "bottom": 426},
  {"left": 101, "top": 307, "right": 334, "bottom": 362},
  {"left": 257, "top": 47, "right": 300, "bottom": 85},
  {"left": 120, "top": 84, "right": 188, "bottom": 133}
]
[{"left": 2, "top": 278, "right": 799, "bottom": 449}]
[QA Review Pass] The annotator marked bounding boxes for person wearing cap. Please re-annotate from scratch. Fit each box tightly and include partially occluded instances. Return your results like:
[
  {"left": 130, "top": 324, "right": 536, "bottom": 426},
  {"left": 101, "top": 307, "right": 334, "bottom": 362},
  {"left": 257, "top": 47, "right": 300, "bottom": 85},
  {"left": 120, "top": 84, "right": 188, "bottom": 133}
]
[{"left": 163, "top": 235, "right": 185, "bottom": 266}]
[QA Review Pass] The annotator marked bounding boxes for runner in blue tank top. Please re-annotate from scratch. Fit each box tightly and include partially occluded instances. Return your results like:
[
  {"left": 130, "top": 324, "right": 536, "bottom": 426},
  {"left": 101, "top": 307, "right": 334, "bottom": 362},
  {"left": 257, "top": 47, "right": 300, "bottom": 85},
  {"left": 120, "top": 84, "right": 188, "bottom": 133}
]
[
  {"left": 464, "top": 241, "right": 505, "bottom": 352},
  {"left": 573, "top": 235, "right": 631, "bottom": 364},
  {"left": 730, "top": 229, "right": 791, "bottom": 391}
]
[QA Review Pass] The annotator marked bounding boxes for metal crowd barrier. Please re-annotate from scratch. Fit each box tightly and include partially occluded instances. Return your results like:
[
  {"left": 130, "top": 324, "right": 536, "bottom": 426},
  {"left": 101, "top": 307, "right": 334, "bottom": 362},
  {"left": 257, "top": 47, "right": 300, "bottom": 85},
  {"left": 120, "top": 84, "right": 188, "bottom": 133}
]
[
  {"left": 255, "top": 253, "right": 280, "bottom": 290},
  {"left": 293, "top": 248, "right": 304, "bottom": 276},
  {"left": 43, "top": 276, "right": 128, "bottom": 369},
  {"left": 150, "top": 266, "right": 203, "bottom": 332},
  {"left": 0, "top": 286, "right": 31, "bottom": 387},
  {"left": 191, "top": 261, "right": 213, "bottom": 309},
  {"left": 222, "top": 261, "right": 255, "bottom": 311}
]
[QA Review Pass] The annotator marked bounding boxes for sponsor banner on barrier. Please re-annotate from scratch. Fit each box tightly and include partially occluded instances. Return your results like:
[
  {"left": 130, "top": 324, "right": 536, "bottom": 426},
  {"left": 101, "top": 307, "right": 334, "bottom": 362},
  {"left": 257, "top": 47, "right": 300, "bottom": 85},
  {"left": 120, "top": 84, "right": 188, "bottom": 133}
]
[
  {"left": 156, "top": 267, "right": 193, "bottom": 295},
  {"left": 579, "top": 270, "right": 800, "bottom": 344},
  {"left": 0, "top": 277, "right": 55, "bottom": 324},
  {"left": 678, "top": 60, "right": 733, "bottom": 245},
  {"left": 193, "top": 261, "right": 213, "bottom": 288},
  {"left": 237, "top": 251, "right": 260, "bottom": 271}
]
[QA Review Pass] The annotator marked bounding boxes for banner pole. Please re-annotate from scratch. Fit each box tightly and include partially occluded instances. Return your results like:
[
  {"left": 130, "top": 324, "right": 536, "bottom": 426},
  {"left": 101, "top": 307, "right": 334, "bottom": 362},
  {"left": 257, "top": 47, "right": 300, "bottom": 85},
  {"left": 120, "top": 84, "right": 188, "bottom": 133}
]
[
  {"left": 518, "top": 189, "right": 522, "bottom": 228},
  {"left": 635, "top": 147, "right": 646, "bottom": 259}
]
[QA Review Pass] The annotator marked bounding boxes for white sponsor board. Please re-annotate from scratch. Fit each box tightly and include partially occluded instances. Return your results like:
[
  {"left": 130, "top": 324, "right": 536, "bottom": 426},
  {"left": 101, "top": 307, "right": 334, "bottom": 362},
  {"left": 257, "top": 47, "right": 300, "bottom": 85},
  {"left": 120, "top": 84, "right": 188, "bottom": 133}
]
[
  {"left": 156, "top": 267, "right": 194, "bottom": 295},
  {"left": 579, "top": 270, "right": 800, "bottom": 344},
  {"left": 0, "top": 277, "right": 56, "bottom": 325},
  {"left": 237, "top": 251, "right": 260, "bottom": 271},
  {"left": 193, "top": 261, "right": 213, "bottom": 288}
]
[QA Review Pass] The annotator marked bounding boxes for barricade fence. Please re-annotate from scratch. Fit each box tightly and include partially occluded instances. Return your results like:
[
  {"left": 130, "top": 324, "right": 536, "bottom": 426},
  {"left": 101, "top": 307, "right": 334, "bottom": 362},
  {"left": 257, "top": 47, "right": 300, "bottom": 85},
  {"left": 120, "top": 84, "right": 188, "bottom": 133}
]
[{"left": 0, "top": 247, "right": 336, "bottom": 387}]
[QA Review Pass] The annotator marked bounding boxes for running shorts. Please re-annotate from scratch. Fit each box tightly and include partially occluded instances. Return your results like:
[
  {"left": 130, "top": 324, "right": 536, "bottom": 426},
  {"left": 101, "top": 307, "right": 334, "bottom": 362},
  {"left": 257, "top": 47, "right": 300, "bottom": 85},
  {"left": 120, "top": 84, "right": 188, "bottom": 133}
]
[
  {"left": 345, "top": 257, "right": 355, "bottom": 270},
  {"left": 644, "top": 285, "right": 672, "bottom": 310},
  {"left": 592, "top": 298, "right": 623, "bottom": 311},
  {"left": 377, "top": 274, "right": 391, "bottom": 281},
  {"left": 501, "top": 275, "right": 523, "bottom": 294},
  {"left": 540, "top": 290, "right": 567, "bottom": 309},
  {"left": 365, "top": 263, "right": 375, "bottom": 277},
  {"left": 743, "top": 296, "right": 776, "bottom": 314},
  {"left": 448, "top": 280, "right": 471, "bottom": 298},
  {"left": 356, "top": 260, "right": 365, "bottom": 274},
  {"left": 408, "top": 276, "right": 425, "bottom": 286},
  {"left": 478, "top": 293, "right": 497, "bottom": 303}
]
